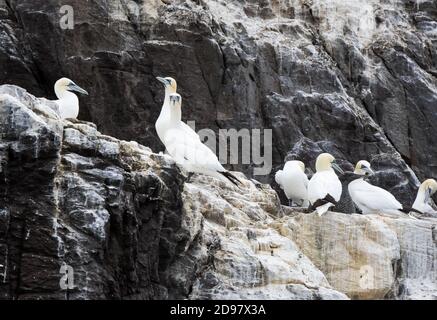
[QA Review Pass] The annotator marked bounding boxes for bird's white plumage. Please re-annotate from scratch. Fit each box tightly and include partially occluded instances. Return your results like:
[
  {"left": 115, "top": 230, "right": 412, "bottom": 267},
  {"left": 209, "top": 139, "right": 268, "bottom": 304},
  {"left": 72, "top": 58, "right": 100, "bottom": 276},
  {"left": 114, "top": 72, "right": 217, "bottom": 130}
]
[
  {"left": 55, "top": 78, "right": 79, "bottom": 119},
  {"left": 56, "top": 92, "right": 79, "bottom": 119},
  {"left": 155, "top": 79, "right": 199, "bottom": 145},
  {"left": 307, "top": 153, "right": 342, "bottom": 216},
  {"left": 53, "top": 78, "right": 88, "bottom": 119},
  {"left": 348, "top": 178, "right": 403, "bottom": 214},
  {"left": 412, "top": 179, "right": 437, "bottom": 214},
  {"left": 164, "top": 128, "right": 226, "bottom": 175},
  {"left": 413, "top": 201, "right": 436, "bottom": 215},
  {"left": 275, "top": 170, "right": 283, "bottom": 185},
  {"left": 308, "top": 170, "right": 342, "bottom": 215},
  {"left": 161, "top": 93, "right": 231, "bottom": 183},
  {"left": 275, "top": 161, "right": 309, "bottom": 206}
]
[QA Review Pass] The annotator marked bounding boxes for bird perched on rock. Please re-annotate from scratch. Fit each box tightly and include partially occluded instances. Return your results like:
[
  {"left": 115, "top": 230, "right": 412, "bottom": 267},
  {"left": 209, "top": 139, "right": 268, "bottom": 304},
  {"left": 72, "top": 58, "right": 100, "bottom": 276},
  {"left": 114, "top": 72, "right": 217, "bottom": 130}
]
[
  {"left": 275, "top": 160, "right": 309, "bottom": 207},
  {"left": 161, "top": 93, "right": 241, "bottom": 186},
  {"left": 308, "top": 153, "right": 343, "bottom": 216},
  {"left": 155, "top": 76, "right": 199, "bottom": 145},
  {"left": 412, "top": 179, "right": 437, "bottom": 215},
  {"left": 348, "top": 160, "right": 422, "bottom": 218},
  {"left": 54, "top": 78, "right": 88, "bottom": 119}
]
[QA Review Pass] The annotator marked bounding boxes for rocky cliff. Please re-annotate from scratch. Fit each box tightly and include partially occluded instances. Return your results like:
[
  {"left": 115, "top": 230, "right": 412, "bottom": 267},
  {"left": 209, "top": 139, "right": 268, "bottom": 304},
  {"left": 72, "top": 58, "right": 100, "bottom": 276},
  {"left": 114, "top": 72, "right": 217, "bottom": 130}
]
[
  {"left": 0, "top": 0, "right": 436, "bottom": 206},
  {"left": 0, "top": 86, "right": 435, "bottom": 299}
]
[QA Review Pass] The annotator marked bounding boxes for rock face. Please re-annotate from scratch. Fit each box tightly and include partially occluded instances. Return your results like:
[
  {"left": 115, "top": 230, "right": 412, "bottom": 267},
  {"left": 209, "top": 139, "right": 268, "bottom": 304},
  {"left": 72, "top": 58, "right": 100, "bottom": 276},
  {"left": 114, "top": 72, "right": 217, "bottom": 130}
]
[
  {"left": 0, "top": 0, "right": 436, "bottom": 207},
  {"left": 285, "top": 212, "right": 437, "bottom": 299},
  {"left": 0, "top": 86, "right": 435, "bottom": 300},
  {"left": 0, "top": 85, "right": 188, "bottom": 299}
]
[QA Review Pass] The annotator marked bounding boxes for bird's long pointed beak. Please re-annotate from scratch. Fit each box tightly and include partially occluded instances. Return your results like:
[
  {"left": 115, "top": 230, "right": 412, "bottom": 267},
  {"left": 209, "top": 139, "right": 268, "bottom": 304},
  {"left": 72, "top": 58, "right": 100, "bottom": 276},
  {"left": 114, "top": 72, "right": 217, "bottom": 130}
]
[
  {"left": 68, "top": 83, "right": 88, "bottom": 95},
  {"left": 156, "top": 76, "right": 167, "bottom": 85},
  {"left": 332, "top": 163, "right": 345, "bottom": 175},
  {"left": 425, "top": 187, "right": 432, "bottom": 203}
]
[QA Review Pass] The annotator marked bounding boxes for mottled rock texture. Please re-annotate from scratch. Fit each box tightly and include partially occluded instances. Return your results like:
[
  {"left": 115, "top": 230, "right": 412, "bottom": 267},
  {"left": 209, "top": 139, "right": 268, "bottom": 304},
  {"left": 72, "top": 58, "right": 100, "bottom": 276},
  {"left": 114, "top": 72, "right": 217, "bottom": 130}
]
[
  {"left": 0, "top": 86, "right": 436, "bottom": 300},
  {"left": 0, "top": 85, "right": 348, "bottom": 299},
  {"left": 0, "top": 85, "right": 188, "bottom": 299},
  {"left": 0, "top": 0, "right": 436, "bottom": 208},
  {"left": 284, "top": 212, "right": 437, "bottom": 299}
]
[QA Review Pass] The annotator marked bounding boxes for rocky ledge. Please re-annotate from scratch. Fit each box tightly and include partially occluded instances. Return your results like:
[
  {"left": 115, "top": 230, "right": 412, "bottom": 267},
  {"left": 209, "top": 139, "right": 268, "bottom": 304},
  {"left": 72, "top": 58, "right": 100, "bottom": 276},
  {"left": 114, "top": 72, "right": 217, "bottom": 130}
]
[{"left": 0, "top": 86, "right": 436, "bottom": 300}]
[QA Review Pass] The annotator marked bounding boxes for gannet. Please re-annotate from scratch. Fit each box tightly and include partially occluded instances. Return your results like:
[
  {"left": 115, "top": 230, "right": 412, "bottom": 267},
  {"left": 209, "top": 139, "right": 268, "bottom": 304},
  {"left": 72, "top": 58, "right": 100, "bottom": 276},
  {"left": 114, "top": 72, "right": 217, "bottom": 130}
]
[
  {"left": 412, "top": 179, "right": 437, "bottom": 215},
  {"left": 275, "top": 161, "right": 309, "bottom": 207},
  {"left": 163, "top": 93, "right": 241, "bottom": 186},
  {"left": 54, "top": 78, "right": 88, "bottom": 119},
  {"left": 348, "top": 160, "right": 421, "bottom": 217},
  {"left": 155, "top": 77, "right": 199, "bottom": 145},
  {"left": 307, "top": 153, "right": 344, "bottom": 216}
]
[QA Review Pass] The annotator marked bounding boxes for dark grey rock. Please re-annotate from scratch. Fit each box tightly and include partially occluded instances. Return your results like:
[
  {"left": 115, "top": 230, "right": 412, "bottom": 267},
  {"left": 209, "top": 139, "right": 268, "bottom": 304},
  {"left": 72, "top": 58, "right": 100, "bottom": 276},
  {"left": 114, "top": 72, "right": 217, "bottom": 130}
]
[{"left": 0, "top": 85, "right": 190, "bottom": 299}]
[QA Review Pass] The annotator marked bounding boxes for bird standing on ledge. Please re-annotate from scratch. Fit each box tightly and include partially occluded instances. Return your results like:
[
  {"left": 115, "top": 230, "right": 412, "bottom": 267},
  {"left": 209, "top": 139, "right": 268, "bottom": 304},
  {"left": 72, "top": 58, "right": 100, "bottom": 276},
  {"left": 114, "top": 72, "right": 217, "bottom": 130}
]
[
  {"left": 308, "top": 153, "right": 343, "bottom": 216},
  {"left": 54, "top": 78, "right": 88, "bottom": 119},
  {"left": 348, "top": 160, "right": 422, "bottom": 218},
  {"left": 161, "top": 93, "right": 241, "bottom": 186}
]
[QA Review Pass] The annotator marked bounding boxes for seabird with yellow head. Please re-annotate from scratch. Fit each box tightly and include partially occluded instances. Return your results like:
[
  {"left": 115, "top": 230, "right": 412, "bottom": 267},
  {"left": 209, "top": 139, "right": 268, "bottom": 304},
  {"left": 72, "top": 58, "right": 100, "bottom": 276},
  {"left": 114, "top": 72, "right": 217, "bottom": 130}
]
[
  {"left": 348, "top": 161, "right": 421, "bottom": 218},
  {"left": 162, "top": 93, "right": 241, "bottom": 186},
  {"left": 155, "top": 76, "right": 199, "bottom": 146},
  {"left": 307, "top": 153, "right": 343, "bottom": 216},
  {"left": 54, "top": 78, "right": 88, "bottom": 119}
]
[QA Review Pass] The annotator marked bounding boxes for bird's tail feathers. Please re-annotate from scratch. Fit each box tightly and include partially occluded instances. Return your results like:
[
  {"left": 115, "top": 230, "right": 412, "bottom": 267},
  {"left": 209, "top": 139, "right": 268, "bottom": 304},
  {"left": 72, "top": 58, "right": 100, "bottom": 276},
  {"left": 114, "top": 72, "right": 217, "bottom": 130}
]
[
  {"left": 308, "top": 194, "right": 338, "bottom": 215},
  {"left": 220, "top": 171, "right": 242, "bottom": 187},
  {"left": 400, "top": 206, "right": 423, "bottom": 215}
]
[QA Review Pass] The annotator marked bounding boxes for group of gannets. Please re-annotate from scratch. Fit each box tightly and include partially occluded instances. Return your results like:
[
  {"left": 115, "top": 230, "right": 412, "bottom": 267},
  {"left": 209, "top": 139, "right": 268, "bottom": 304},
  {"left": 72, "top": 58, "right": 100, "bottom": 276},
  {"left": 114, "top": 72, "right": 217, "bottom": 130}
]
[
  {"left": 49, "top": 76, "right": 241, "bottom": 185},
  {"left": 48, "top": 76, "right": 436, "bottom": 217},
  {"left": 155, "top": 77, "right": 241, "bottom": 186},
  {"left": 276, "top": 155, "right": 437, "bottom": 217}
]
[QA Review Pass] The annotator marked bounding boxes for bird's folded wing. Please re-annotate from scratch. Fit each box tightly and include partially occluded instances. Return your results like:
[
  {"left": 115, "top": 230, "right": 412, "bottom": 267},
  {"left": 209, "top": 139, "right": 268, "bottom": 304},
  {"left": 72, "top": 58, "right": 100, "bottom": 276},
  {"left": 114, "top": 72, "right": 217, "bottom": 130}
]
[
  {"left": 275, "top": 170, "right": 284, "bottom": 187},
  {"left": 308, "top": 176, "right": 329, "bottom": 202},
  {"left": 164, "top": 129, "right": 225, "bottom": 172},
  {"left": 181, "top": 122, "right": 201, "bottom": 141},
  {"left": 352, "top": 184, "right": 402, "bottom": 210}
]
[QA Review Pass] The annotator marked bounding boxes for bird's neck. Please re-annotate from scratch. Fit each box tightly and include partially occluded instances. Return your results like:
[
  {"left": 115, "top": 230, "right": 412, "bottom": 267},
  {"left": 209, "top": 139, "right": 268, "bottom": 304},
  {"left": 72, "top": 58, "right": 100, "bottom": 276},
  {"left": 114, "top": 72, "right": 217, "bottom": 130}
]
[
  {"left": 414, "top": 188, "right": 427, "bottom": 205},
  {"left": 162, "top": 88, "right": 176, "bottom": 112},
  {"left": 169, "top": 106, "right": 182, "bottom": 125},
  {"left": 56, "top": 89, "right": 77, "bottom": 101},
  {"left": 317, "top": 167, "right": 334, "bottom": 173},
  {"left": 350, "top": 178, "right": 365, "bottom": 186}
]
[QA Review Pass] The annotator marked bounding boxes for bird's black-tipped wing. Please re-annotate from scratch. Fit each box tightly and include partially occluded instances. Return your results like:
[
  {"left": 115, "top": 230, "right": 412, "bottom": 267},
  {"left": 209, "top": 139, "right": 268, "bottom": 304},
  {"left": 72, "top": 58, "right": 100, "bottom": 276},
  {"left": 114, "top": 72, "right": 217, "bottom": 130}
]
[{"left": 220, "top": 171, "right": 242, "bottom": 186}]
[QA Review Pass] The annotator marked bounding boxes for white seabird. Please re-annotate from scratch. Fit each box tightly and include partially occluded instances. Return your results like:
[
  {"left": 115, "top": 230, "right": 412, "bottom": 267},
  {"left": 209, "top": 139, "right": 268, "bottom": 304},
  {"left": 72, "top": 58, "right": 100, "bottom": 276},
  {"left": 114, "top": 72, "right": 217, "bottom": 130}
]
[
  {"left": 412, "top": 179, "right": 437, "bottom": 215},
  {"left": 348, "top": 160, "right": 420, "bottom": 218},
  {"left": 155, "top": 77, "right": 199, "bottom": 145},
  {"left": 54, "top": 78, "right": 88, "bottom": 119},
  {"left": 162, "top": 93, "right": 241, "bottom": 186},
  {"left": 275, "top": 161, "right": 309, "bottom": 207},
  {"left": 308, "top": 153, "right": 343, "bottom": 216}
]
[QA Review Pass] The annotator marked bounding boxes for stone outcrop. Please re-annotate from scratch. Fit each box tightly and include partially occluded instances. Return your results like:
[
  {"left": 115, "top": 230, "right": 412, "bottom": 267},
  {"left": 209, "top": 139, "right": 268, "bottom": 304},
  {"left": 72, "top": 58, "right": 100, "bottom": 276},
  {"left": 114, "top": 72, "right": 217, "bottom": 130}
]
[
  {"left": 283, "top": 212, "right": 437, "bottom": 299},
  {"left": 0, "top": 86, "right": 435, "bottom": 299}
]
